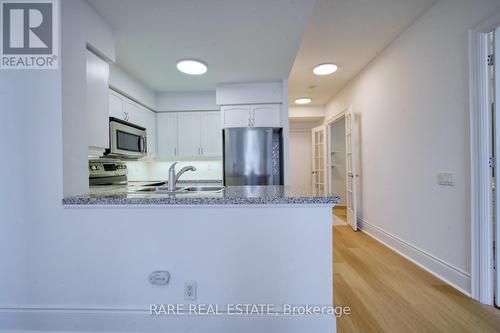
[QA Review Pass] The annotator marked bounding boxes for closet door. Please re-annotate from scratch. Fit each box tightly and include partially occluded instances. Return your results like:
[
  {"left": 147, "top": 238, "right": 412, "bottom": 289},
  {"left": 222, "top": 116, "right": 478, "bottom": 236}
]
[
  {"left": 345, "top": 107, "right": 358, "bottom": 231},
  {"left": 311, "top": 125, "right": 327, "bottom": 195}
]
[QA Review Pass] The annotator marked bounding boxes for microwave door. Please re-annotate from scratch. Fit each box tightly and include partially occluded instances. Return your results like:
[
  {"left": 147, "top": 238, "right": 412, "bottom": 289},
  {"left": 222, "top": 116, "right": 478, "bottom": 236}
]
[{"left": 109, "top": 120, "right": 147, "bottom": 158}]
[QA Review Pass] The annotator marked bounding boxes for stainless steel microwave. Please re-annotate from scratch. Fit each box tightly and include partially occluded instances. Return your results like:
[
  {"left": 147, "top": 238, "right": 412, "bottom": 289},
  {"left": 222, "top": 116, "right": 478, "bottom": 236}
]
[{"left": 106, "top": 117, "right": 147, "bottom": 158}]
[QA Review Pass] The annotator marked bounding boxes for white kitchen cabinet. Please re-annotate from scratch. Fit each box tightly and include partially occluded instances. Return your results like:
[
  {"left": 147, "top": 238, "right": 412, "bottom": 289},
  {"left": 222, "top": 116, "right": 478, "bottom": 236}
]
[
  {"left": 177, "top": 112, "right": 202, "bottom": 156},
  {"left": 108, "top": 91, "right": 124, "bottom": 120},
  {"left": 108, "top": 89, "right": 157, "bottom": 156},
  {"left": 157, "top": 112, "right": 178, "bottom": 157},
  {"left": 200, "top": 111, "right": 222, "bottom": 156},
  {"left": 140, "top": 106, "right": 157, "bottom": 156},
  {"left": 86, "top": 50, "right": 109, "bottom": 154},
  {"left": 221, "top": 105, "right": 251, "bottom": 127},
  {"left": 221, "top": 104, "right": 281, "bottom": 128},
  {"left": 251, "top": 104, "right": 281, "bottom": 127}
]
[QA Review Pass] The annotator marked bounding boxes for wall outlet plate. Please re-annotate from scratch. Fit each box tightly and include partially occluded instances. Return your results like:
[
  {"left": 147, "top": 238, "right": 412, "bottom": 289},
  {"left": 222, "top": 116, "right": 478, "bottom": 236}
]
[
  {"left": 149, "top": 271, "right": 170, "bottom": 286},
  {"left": 184, "top": 281, "right": 197, "bottom": 300}
]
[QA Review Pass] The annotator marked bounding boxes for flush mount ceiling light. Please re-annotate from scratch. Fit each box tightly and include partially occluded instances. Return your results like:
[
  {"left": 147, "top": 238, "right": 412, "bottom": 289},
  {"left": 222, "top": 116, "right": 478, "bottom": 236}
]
[
  {"left": 295, "top": 97, "right": 312, "bottom": 105},
  {"left": 313, "top": 63, "right": 338, "bottom": 76},
  {"left": 176, "top": 59, "right": 207, "bottom": 75}
]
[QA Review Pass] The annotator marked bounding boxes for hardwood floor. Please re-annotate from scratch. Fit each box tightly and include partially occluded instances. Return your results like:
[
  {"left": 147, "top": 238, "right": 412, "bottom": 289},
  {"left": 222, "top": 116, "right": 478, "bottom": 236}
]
[
  {"left": 333, "top": 225, "right": 500, "bottom": 332},
  {"left": 333, "top": 206, "right": 347, "bottom": 222}
]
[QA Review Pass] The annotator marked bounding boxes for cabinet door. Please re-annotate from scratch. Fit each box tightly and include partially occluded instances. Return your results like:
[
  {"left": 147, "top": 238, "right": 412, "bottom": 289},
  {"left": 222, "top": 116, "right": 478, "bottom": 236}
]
[
  {"left": 177, "top": 112, "right": 201, "bottom": 156},
  {"left": 108, "top": 91, "right": 124, "bottom": 119},
  {"left": 200, "top": 111, "right": 222, "bottom": 156},
  {"left": 252, "top": 104, "right": 281, "bottom": 127},
  {"left": 222, "top": 105, "right": 251, "bottom": 128},
  {"left": 157, "top": 113, "right": 178, "bottom": 157},
  {"left": 86, "top": 50, "right": 109, "bottom": 152},
  {"left": 140, "top": 106, "right": 156, "bottom": 156},
  {"left": 123, "top": 100, "right": 139, "bottom": 124}
]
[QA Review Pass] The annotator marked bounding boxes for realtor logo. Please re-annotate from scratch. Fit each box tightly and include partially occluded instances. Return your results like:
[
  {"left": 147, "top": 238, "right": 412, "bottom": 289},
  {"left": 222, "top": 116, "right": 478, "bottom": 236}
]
[{"left": 1, "top": 0, "right": 58, "bottom": 69}]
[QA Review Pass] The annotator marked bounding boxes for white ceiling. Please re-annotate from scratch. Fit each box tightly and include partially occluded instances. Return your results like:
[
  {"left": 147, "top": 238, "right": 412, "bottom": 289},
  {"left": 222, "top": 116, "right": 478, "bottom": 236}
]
[
  {"left": 288, "top": 0, "right": 436, "bottom": 105},
  {"left": 86, "top": 0, "right": 316, "bottom": 92}
]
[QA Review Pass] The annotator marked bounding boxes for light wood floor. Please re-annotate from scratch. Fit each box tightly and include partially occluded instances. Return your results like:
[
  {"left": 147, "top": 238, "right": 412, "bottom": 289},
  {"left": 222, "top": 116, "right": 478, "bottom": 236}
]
[
  {"left": 333, "top": 225, "right": 500, "bottom": 332},
  {"left": 333, "top": 206, "right": 347, "bottom": 223}
]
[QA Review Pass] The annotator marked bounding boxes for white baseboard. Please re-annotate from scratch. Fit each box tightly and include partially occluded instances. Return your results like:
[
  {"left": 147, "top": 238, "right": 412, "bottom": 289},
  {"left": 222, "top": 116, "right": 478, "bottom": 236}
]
[{"left": 357, "top": 217, "right": 471, "bottom": 296}]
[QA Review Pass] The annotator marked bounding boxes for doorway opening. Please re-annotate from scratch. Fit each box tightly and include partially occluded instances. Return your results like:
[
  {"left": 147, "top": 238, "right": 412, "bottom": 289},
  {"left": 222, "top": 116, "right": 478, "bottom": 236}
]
[
  {"left": 328, "top": 115, "right": 347, "bottom": 226},
  {"left": 326, "top": 106, "right": 358, "bottom": 231}
]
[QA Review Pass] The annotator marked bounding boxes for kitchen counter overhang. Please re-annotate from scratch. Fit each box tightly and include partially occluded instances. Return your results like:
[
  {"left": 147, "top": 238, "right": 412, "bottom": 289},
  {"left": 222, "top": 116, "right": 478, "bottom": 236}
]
[{"left": 62, "top": 185, "right": 341, "bottom": 206}]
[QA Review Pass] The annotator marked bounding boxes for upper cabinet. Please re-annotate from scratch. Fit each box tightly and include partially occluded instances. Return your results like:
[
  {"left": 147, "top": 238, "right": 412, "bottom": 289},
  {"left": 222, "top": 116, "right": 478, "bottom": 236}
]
[
  {"left": 157, "top": 111, "right": 222, "bottom": 158},
  {"left": 200, "top": 111, "right": 222, "bottom": 156},
  {"left": 156, "top": 112, "right": 178, "bottom": 157},
  {"left": 107, "top": 89, "right": 156, "bottom": 156},
  {"left": 86, "top": 50, "right": 109, "bottom": 155},
  {"left": 221, "top": 104, "right": 281, "bottom": 128}
]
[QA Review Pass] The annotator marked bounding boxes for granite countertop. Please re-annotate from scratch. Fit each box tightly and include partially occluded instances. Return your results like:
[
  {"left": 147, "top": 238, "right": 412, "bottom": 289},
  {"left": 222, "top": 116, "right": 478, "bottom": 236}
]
[{"left": 63, "top": 183, "right": 341, "bottom": 206}]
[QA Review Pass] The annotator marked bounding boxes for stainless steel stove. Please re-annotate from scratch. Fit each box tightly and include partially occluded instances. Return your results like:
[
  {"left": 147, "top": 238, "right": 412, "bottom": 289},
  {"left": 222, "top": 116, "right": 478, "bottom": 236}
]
[{"left": 89, "top": 159, "right": 128, "bottom": 186}]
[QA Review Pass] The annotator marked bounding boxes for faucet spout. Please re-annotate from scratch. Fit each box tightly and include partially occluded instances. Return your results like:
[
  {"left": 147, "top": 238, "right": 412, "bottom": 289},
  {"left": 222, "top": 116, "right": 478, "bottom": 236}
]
[
  {"left": 167, "top": 162, "right": 197, "bottom": 192},
  {"left": 175, "top": 166, "right": 197, "bottom": 184}
]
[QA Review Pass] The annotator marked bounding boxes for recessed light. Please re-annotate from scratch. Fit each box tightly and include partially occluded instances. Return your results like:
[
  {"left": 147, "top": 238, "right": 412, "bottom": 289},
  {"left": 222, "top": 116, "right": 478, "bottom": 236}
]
[
  {"left": 313, "top": 63, "right": 338, "bottom": 76},
  {"left": 295, "top": 98, "right": 312, "bottom": 105},
  {"left": 176, "top": 59, "right": 207, "bottom": 75}
]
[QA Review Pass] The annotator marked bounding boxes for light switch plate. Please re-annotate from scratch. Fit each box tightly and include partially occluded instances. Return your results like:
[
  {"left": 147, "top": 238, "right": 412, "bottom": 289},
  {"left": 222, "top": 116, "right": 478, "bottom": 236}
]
[{"left": 438, "top": 172, "right": 455, "bottom": 186}]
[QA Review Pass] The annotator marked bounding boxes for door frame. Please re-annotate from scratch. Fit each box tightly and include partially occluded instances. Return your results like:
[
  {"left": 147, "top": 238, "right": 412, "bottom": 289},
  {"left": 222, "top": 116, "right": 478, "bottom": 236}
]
[{"left": 468, "top": 13, "right": 500, "bottom": 305}]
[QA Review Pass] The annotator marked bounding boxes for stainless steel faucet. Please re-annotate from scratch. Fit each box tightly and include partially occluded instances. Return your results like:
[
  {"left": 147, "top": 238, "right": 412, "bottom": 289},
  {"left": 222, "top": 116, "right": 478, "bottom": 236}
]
[{"left": 167, "top": 162, "right": 197, "bottom": 191}]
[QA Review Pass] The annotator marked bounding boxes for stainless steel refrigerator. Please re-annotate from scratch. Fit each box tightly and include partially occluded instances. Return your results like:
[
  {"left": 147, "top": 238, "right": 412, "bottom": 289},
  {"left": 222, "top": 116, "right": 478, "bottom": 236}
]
[{"left": 223, "top": 127, "right": 283, "bottom": 186}]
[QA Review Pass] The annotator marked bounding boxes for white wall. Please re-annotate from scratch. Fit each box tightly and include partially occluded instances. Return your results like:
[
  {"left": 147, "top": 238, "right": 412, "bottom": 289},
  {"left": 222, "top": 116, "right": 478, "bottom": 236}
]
[
  {"left": 127, "top": 160, "right": 223, "bottom": 181},
  {"left": 289, "top": 105, "right": 325, "bottom": 119},
  {"left": 289, "top": 128, "right": 312, "bottom": 188},
  {"left": 323, "top": 0, "right": 500, "bottom": 293},
  {"left": 156, "top": 91, "right": 218, "bottom": 111},
  {"left": 109, "top": 64, "right": 157, "bottom": 110},
  {"left": 62, "top": 0, "right": 115, "bottom": 196}
]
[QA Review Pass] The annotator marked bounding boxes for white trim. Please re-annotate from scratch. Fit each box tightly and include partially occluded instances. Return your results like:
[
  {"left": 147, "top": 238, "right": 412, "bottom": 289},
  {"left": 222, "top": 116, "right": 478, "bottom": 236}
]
[
  {"left": 468, "top": 30, "right": 494, "bottom": 305},
  {"left": 358, "top": 217, "right": 471, "bottom": 296}
]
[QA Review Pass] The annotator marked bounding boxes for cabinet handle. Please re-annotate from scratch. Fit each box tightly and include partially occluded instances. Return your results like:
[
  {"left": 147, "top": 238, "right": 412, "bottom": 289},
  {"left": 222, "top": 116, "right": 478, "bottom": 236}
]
[
  {"left": 174, "top": 147, "right": 177, "bottom": 156},
  {"left": 248, "top": 118, "right": 251, "bottom": 127},
  {"left": 201, "top": 147, "right": 203, "bottom": 155}
]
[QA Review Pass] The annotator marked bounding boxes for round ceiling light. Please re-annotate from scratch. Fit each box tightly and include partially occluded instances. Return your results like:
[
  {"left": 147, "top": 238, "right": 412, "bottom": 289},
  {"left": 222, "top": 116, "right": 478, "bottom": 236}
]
[
  {"left": 176, "top": 59, "right": 207, "bottom": 75},
  {"left": 295, "top": 98, "right": 312, "bottom": 105},
  {"left": 313, "top": 63, "right": 338, "bottom": 76}
]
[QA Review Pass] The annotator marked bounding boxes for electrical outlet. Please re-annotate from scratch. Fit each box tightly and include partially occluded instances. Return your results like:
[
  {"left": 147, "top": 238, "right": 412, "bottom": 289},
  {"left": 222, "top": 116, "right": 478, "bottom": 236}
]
[
  {"left": 184, "top": 281, "right": 197, "bottom": 300},
  {"left": 437, "top": 172, "right": 455, "bottom": 186}
]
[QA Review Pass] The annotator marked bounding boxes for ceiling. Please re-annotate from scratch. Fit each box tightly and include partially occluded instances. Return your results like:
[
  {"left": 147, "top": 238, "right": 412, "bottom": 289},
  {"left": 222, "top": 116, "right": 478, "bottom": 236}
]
[
  {"left": 86, "top": 0, "right": 316, "bottom": 92},
  {"left": 288, "top": 0, "right": 436, "bottom": 105}
]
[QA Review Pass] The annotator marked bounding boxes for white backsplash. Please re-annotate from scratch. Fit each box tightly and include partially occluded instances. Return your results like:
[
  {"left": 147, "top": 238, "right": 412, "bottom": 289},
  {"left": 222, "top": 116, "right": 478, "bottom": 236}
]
[{"left": 127, "top": 160, "right": 223, "bottom": 181}]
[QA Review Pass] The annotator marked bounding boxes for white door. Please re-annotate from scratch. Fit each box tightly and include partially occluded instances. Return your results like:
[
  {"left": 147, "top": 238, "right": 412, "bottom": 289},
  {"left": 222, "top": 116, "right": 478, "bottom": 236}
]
[
  {"left": 222, "top": 106, "right": 251, "bottom": 127},
  {"left": 200, "top": 111, "right": 222, "bottom": 156},
  {"left": 177, "top": 112, "right": 202, "bottom": 156},
  {"left": 156, "top": 112, "right": 178, "bottom": 157},
  {"left": 251, "top": 104, "right": 281, "bottom": 127},
  {"left": 345, "top": 107, "right": 358, "bottom": 231},
  {"left": 311, "top": 125, "right": 326, "bottom": 195}
]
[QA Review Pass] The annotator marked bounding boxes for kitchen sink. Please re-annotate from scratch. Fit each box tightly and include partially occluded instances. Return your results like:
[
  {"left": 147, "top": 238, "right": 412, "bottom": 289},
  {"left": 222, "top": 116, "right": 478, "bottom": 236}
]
[
  {"left": 184, "top": 186, "right": 224, "bottom": 192},
  {"left": 133, "top": 185, "right": 224, "bottom": 193}
]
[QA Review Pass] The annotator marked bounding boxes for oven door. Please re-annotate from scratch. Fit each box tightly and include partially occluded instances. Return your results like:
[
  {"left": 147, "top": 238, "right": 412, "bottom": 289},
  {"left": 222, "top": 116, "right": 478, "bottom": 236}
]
[{"left": 109, "top": 120, "right": 147, "bottom": 158}]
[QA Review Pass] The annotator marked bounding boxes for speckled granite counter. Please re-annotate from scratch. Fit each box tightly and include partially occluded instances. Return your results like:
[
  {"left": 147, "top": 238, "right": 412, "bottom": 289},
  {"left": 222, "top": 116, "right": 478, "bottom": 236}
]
[{"left": 63, "top": 185, "right": 340, "bottom": 206}]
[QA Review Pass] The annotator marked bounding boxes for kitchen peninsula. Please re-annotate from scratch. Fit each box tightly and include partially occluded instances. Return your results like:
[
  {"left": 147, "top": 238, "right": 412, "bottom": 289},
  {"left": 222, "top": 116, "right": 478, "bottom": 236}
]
[{"left": 61, "top": 185, "right": 339, "bottom": 332}]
